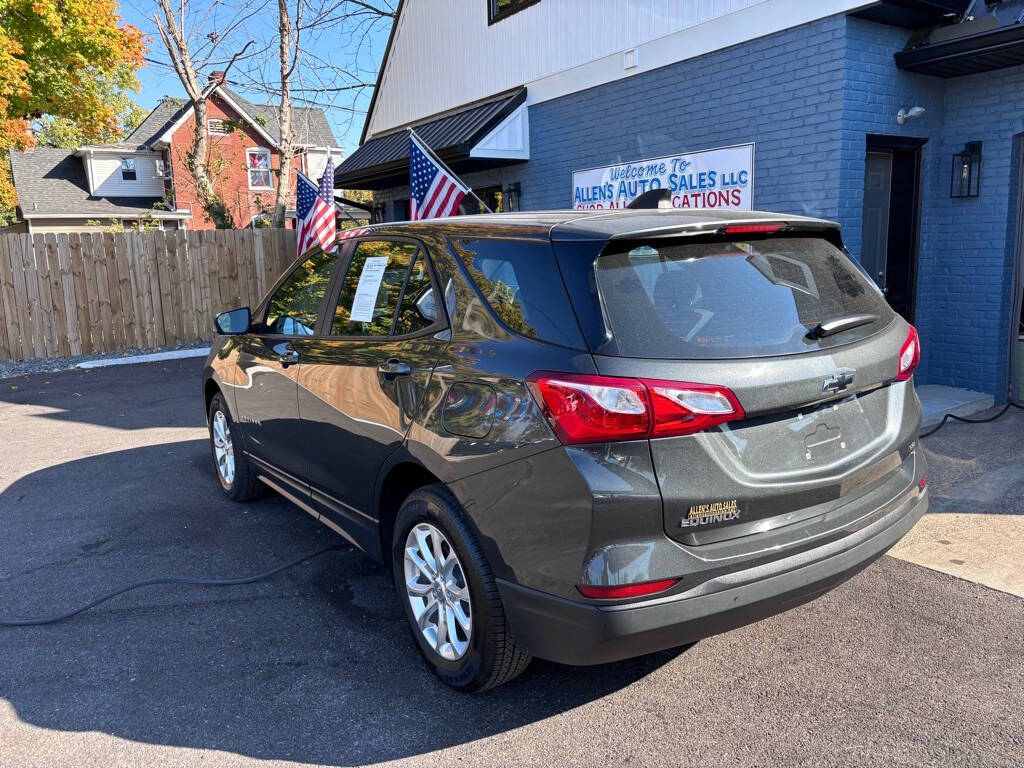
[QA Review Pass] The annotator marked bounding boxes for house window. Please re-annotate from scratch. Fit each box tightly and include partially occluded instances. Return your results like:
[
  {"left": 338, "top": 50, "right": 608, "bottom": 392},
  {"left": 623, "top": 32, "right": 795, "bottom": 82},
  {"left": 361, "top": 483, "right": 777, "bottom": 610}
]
[
  {"left": 247, "top": 148, "right": 273, "bottom": 190},
  {"left": 208, "top": 119, "right": 227, "bottom": 135},
  {"left": 120, "top": 157, "right": 137, "bottom": 181},
  {"left": 488, "top": 0, "right": 539, "bottom": 24}
]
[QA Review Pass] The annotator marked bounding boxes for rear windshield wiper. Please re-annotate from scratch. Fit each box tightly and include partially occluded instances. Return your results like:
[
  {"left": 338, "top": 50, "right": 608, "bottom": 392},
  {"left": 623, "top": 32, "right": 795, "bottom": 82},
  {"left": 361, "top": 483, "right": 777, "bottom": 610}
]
[{"left": 806, "top": 313, "right": 878, "bottom": 339}]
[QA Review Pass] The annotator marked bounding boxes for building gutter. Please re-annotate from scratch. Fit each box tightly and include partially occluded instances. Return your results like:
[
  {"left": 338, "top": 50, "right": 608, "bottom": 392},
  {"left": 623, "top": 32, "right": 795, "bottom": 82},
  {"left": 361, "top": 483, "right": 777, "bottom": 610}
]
[{"left": 20, "top": 211, "right": 192, "bottom": 220}]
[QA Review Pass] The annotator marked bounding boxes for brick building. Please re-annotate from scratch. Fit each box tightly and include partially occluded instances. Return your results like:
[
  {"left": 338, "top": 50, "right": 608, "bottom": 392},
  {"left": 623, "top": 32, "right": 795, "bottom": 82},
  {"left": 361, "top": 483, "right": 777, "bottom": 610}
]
[
  {"left": 336, "top": 0, "right": 1024, "bottom": 403},
  {"left": 133, "top": 74, "right": 343, "bottom": 229},
  {"left": 9, "top": 73, "right": 342, "bottom": 233}
]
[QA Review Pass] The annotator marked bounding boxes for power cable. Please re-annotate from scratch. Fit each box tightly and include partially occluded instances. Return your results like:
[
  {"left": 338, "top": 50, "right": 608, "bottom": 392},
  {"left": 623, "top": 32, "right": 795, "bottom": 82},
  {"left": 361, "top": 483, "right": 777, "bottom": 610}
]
[
  {"left": 920, "top": 401, "right": 1024, "bottom": 439},
  {"left": 0, "top": 544, "right": 345, "bottom": 627}
]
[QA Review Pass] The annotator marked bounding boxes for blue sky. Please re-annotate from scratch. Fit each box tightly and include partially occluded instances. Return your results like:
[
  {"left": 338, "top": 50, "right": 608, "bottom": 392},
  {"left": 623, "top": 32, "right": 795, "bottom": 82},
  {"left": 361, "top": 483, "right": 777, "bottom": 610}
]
[{"left": 118, "top": 2, "right": 393, "bottom": 152}]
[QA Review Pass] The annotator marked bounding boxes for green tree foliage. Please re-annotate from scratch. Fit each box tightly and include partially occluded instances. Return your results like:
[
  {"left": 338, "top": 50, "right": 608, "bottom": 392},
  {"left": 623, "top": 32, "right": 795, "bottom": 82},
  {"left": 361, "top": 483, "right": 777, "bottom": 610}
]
[
  {"left": 0, "top": 0, "right": 145, "bottom": 224},
  {"left": 35, "top": 85, "right": 147, "bottom": 148}
]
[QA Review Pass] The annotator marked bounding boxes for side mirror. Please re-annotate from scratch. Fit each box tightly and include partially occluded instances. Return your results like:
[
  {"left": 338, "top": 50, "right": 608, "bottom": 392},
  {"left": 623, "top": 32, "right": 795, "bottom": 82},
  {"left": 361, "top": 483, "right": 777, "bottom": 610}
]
[{"left": 214, "top": 306, "right": 251, "bottom": 335}]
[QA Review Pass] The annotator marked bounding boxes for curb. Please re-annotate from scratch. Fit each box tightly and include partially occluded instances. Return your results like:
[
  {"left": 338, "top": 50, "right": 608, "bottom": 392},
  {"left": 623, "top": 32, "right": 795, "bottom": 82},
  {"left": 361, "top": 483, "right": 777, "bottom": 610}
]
[{"left": 76, "top": 347, "right": 211, "bottom": 370}]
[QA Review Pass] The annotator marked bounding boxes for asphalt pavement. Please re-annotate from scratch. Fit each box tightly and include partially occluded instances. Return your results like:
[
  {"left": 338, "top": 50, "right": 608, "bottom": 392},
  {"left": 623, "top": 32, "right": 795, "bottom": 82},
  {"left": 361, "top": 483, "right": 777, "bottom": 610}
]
[{"left": 0, "top": 359, "right": 1021, "bottom": 768}]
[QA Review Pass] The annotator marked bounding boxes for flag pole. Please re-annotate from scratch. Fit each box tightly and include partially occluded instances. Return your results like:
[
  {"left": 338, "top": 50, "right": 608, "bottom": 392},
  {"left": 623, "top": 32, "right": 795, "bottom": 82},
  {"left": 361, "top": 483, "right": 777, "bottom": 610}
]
[
  {"left": 333, "top": 196, "right": 361, "bottom": 226},
  {"left": 408, "top": 127, "right": 494, "bottom": 214}
]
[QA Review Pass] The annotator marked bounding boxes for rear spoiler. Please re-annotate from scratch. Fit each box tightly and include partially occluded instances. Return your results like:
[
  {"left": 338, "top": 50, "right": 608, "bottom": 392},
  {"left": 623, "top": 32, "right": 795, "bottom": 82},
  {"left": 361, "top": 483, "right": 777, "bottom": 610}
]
[{"left": 605, "top": 218, "right": 841, "bottom": 241}]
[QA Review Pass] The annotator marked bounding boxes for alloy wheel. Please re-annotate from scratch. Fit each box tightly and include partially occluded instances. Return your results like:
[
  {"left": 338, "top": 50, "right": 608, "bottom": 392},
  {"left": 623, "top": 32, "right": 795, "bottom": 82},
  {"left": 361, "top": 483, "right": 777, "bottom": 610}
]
[
  {"left": 403, "top": 522, "right": 472, "bottom": 661},
  {"left": 212, "top": 409, "right": 235, "bottom": 486}
]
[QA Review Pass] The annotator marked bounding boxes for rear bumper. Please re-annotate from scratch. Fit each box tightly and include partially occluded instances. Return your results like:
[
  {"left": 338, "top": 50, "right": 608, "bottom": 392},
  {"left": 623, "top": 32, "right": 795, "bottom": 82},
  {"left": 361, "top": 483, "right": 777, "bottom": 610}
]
[{"left": 497, "top": 489, "right": 927, "bottom": 666}]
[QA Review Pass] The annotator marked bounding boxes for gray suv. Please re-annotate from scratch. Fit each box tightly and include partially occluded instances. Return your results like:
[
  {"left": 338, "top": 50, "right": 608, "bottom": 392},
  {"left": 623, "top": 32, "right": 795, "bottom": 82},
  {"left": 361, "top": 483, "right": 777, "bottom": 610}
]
[{"left": 202, "top": 209, "right": 927, "bottom": 691}]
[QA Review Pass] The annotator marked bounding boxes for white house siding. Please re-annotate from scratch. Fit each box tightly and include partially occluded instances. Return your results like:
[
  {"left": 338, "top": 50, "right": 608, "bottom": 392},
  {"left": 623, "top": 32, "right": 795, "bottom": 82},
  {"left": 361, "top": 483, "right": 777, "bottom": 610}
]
[
  {"left": 304, "top": 148, "right": 345, "bottom": 182},
  {"left": 366, "top": 0, "right": 873, "bottom": 138},
  {"left": 89, "top": 152, "right": 166, "bottom": 197}
]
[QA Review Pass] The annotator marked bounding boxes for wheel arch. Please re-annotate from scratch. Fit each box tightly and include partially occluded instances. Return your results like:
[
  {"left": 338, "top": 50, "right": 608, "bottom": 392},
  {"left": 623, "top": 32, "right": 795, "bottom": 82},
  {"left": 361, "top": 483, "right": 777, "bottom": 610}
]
[
  {"left": 204, "top": 377, "right": 222, "bottom": 420},
  {"left": 375, "top": 458, "right": 443, "bottom": 565}
]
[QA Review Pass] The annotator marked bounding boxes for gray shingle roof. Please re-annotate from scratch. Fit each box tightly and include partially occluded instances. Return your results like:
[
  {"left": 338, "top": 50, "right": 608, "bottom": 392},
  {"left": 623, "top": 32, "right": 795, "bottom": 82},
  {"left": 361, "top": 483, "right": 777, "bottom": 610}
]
[
  {"left": 123, "top": 89, "right": 339, "bottom": 150},
  {"left": 221, "top": 88, "right": 338, "bottom": 147},
  {"left": 122, "top": 98, "right": 189, "bottom": 149},
  {"left": 9, "top": 147, "right": 168, "bottom": 218}
]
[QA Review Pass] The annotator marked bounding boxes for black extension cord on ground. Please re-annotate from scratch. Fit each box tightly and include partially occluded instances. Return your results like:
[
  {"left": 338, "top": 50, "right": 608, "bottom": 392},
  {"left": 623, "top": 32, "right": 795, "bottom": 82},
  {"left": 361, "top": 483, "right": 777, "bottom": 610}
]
[
  {"left": 0, "top": 544, "right": 345, "bottom": 627},
  {"left": 920, "top": 400, "right": 1024, "bottom": 439}
]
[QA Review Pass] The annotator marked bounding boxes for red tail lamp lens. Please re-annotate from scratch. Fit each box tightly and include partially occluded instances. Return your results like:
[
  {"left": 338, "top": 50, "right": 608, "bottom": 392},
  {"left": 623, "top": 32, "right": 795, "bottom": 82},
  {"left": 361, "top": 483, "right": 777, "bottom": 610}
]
[
  {"left": 526, "top": 372, "right": 744, "bottom": 445},
  {"left": 577, "top": 578, "right": 680, "bottom": 600},
  {"left": 645, "top": 380, "right": 745, "bottom": 437},
  {"left": 897, "top": 325, "right": 921, "bottom": 381},
  {"left": 525, "top": 373, "right": 650, "bottom": 444}
]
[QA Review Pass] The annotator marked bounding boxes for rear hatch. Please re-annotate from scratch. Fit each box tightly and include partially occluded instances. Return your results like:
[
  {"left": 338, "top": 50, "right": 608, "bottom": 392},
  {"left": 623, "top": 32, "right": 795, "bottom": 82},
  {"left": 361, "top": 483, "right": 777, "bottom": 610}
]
[{"left": 556, "top": 226, "right": 921, "bottom": 546}]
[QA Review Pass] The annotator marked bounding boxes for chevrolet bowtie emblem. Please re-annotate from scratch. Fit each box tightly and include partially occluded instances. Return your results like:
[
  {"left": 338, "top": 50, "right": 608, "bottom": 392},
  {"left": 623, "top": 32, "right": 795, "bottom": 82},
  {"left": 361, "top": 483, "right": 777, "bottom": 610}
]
[{"left": 822, "top": 371, "right": 855, "bottom": 394}]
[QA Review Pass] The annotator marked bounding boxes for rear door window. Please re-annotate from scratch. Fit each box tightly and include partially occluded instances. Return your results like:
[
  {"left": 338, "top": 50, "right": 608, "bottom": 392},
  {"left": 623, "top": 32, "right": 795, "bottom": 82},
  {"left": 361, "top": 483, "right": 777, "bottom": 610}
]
[
  {"left": 331, "top": 240, "right": 436, "bottom": 337},
  {"left": 595, "top": 237, "right": 893, "bottom": 359},
  {"left": 454, "top": 238, "right": 585, "bottom": 348}
]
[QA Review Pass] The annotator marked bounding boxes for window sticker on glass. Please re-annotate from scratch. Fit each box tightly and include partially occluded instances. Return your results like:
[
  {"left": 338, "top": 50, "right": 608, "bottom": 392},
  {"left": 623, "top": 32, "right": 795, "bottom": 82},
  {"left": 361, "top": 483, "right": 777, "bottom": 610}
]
[{"left": 349, "top": 256, "right": 389, "bottom": 322}]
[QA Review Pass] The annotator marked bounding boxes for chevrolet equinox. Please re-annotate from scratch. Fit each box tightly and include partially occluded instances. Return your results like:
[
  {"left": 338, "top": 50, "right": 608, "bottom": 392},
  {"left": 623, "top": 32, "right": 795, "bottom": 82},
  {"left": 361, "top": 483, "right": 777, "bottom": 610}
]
[{"left": 202, "top": 209, "right": 927, "bottom": 691}]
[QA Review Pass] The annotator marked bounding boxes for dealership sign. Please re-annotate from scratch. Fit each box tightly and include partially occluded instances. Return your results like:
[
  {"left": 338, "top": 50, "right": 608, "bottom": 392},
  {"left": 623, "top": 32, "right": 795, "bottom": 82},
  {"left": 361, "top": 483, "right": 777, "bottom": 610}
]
[{"left": 572, "top": 143, "right": 754, "bottom": 210}]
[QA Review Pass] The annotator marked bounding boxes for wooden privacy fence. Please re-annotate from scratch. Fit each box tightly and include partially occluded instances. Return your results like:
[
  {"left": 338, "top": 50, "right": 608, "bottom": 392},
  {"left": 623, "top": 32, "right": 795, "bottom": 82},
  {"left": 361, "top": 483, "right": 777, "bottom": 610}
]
[{"left": 0, "top": 229, "right": 297, "bottom": 363}]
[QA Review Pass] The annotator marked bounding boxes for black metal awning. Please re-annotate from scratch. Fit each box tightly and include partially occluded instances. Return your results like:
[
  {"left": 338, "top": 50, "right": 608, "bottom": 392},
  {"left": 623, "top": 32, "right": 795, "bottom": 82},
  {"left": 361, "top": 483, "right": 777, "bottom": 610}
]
[
  {"left": 852, "top": 0, "right": 970, "bottom": 30},
  {"left": 336, "top": 88, "right": 527, "bottom": 190},
  {"left": 894, "top": 0, "right": 1024, "bottom": 77}
]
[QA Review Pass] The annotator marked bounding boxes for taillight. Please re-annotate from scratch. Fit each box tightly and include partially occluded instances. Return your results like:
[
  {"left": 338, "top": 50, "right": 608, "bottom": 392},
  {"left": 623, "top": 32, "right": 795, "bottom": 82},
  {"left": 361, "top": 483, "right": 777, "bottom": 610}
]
[
  {"left": 525, "top": 373, "right": 649, "bottom": 444},
  {"left": 526, "top": 371, "right": 744, "bottom": 445},
  {"left": 645, "top": 380, "right": 744, "bottom": 437},
  {"left": 577, "top": 578, "right": 679, "bottom": 600},
  {"left": 897, "top": 325, "right": 921, "bottom": 381}
]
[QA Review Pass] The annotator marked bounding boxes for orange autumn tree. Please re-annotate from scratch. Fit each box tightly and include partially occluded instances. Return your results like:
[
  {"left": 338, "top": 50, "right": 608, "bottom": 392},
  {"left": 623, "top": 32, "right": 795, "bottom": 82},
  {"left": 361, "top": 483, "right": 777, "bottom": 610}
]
[{"left": 0, "top": 0, "right": 145, "bottom": 224}]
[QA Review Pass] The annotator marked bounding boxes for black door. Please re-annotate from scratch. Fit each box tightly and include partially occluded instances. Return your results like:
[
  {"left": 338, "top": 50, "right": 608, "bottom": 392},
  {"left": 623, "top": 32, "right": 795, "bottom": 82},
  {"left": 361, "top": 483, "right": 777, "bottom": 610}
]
[
  {"left": 861, "top": 137, "right": 924, "bottom": 320},
  {"left": 233, "top": 248, "right": 340, "bottom": 485},
  {"left": 295, "top": 238, "right": 449, "bottom": 547}
]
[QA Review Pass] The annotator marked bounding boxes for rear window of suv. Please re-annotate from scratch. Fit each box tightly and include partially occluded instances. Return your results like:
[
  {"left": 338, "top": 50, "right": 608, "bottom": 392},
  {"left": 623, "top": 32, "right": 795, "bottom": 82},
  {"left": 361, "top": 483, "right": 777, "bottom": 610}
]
[
  {"left": 595, "top": 236, "right": 894, "bottom": 359},
  {"left": 454, "top": 238, "right": 585, "bottom": 348}
]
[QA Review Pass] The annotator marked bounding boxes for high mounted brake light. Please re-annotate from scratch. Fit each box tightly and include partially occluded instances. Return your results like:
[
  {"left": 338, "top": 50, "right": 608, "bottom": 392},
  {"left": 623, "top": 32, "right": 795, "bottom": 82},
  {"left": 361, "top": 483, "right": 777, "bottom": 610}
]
[
  {"left": 897, "top": 325, "right": 921, "bottom": 381},
  {"left": 526, "top": 372, "right": 744, "bottom": 445},
  {"left": 721, "top": 223, "right": 788, "bottom": 235}
]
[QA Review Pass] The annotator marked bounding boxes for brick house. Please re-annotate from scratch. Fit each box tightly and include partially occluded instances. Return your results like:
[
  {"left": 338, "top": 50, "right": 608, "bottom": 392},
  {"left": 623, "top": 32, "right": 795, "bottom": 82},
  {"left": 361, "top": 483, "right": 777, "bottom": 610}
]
[{"left": 8, "top": 72, "right": 342, "bottom": 233}]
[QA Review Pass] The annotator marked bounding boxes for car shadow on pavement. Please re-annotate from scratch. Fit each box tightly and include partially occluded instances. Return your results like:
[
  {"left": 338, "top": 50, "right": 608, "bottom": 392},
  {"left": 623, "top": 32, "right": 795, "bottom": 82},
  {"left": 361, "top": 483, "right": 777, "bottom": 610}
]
[
  {"left": 0, "top": 439, "right": 684, "bottom": 767},
  {"left": 0, "top": 359, "right": 206, "bottom": 431}
]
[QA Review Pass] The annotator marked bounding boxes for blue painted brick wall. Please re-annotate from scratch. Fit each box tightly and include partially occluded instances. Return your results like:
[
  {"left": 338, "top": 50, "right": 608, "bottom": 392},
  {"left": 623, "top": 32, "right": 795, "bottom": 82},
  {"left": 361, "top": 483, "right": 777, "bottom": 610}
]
[
  {"left": 519, "top": 16, "right": 848, "bottom": 218},
  {"left": 839, "top": 18, "right": 1024, "bottom": 398},
  {"left": 914, "top": 64, "right": 1024, "bottom": 399}
]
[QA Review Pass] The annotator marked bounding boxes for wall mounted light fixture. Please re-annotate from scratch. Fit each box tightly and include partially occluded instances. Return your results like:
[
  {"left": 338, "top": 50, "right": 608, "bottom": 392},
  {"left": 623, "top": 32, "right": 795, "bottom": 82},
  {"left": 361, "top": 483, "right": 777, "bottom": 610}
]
[
  {"left": 951, "top": 142, "right": 982, "bottom": 199},
  {"left": 897, "top": 106, "right": 926, "bottom": 125},
  {"left": 503, "top": 182, "right": 521, "bottom": 212}
]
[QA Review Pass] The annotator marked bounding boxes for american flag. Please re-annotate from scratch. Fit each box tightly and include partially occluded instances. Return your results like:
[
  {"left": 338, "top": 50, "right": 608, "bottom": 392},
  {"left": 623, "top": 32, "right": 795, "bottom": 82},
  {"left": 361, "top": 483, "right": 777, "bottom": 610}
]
[
  {"left": 296, "top": 158, "right": 336, "bottom": 255},
  {"left": 409, "top": 133, "right": 468, "bottom": 220}
]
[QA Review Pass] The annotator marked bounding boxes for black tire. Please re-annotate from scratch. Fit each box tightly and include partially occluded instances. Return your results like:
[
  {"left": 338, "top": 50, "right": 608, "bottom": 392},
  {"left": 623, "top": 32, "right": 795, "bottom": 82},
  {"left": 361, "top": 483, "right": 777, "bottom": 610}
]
[
  {"left": 392, "top": 483, "right": 531, "bottom": 692},
  {"left": 207, "top": 393, "right": 264, "bottom": 502}
]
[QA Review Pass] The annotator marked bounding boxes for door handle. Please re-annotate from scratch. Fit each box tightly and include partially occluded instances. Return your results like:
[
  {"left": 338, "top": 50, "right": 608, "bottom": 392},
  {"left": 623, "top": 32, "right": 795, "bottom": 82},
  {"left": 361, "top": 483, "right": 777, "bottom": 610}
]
[
  {"left": 279, "top": 347, "right": 300, "bottom": 367},
  {"left": 378, "top": 358, "right": 412, "bottom": 377}
]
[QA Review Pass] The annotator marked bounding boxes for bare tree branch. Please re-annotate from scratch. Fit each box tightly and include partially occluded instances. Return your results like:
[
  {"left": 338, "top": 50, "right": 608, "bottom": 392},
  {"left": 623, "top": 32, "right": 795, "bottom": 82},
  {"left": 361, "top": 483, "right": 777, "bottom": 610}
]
[{"left": 154, "top": 0, "right": 256, "bottom": 228}]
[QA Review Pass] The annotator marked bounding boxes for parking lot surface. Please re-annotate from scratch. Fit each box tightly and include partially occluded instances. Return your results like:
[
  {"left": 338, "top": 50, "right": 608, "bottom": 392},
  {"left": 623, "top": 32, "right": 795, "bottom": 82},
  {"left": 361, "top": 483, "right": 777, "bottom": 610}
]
[{"left": 1, "top": 360, "right": 1022, "bottom": 768}]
